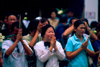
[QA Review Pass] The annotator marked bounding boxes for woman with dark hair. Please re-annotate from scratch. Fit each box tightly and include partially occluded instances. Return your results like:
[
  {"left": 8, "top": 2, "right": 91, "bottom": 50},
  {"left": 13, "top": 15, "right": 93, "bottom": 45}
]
[
  {"left": 34, "top": 24, "right": 65, "bottom": 67},
  {"left": 65, "top": 20, "right": 95, "bottom": 67}
]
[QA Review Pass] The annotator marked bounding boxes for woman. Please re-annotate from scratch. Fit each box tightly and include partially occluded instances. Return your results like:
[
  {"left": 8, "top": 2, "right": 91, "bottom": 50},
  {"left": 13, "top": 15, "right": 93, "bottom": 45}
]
[
  {"left": 34, "top": 24, "right": 65, "bottom": 67},
  {"left": 65, "top": 20, "right": 95, "bottom": 67}
]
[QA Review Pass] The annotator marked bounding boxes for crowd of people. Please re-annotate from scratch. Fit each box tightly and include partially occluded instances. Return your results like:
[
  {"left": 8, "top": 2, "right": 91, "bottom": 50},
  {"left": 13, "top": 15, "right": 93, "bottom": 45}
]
[{"left": 0, "top": 9, "right": 100, "bottom": 67}]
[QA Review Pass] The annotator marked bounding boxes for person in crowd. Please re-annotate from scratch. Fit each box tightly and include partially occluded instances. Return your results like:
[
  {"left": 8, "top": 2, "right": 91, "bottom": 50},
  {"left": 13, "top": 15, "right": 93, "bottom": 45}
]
[
  {"left": 55, "top": 13, "right": 68, "bottom": 49},
  {"left": 1, "top": 14, "right": 17, "bottom": 36},
  {"left": 23, "top": 19, "right": 49, "bottom": 67},
  {"left": 90, "top": 21, "right": 98, "bottom": 32},
  {"left": 34, "top": 24, "right": 65, "bottom": 67},
  {"left": 65, "top": 20, "right": 95, "bottom": 67},
  {"left": 65, "top": 9, "right": 74, "bottom": 25},
  {"left": 22, "top": 20, "right": 42, "bottom": 67},
  {"left": 62, "top": 17, "right": 79, "bottom": 42},
  {"left": 91, "top": 24, "right": 100, "bottom": 66},
  {"left": 2, "top": 22, "right": 33, "bottom": 67},
  {"left": 48, "top": 11, "right": 59, "bottom": 28}
]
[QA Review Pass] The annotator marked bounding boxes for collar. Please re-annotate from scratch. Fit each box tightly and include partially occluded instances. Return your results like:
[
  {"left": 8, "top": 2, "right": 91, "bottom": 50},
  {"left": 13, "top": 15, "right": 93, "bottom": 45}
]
[{"left": 73, "top": 34, "right": 87, "bottom": 41}]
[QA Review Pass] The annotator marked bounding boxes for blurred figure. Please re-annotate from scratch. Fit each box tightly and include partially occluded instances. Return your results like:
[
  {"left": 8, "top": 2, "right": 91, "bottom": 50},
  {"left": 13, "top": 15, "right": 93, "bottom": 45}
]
[
  {"left": 65, "top": 9, "right": 74, "bottom": 25},
  {"left": 1, "top": 14, "right": 17, "bottom": 36},
  {"left": 55, "top": 13, "right": 68, "bottom": 49},
  {"left": 48, "top": 11, "right": 59, "bottom": 28}
]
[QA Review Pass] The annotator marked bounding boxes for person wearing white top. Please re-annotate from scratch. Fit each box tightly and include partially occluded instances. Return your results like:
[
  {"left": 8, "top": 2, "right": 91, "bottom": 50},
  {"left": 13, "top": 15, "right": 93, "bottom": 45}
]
[
  {"left": 2, "top": 22, "right": 33, "bottom": 67},
  {"left": 34, "top": 25, "right": 65, "bottom": 67}
]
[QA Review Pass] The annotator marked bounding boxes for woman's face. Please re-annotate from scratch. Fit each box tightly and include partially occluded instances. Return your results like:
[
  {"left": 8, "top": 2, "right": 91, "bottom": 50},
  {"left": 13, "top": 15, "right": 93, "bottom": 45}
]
[
  {"left": 75, "top": 24, "right": 85, "bottom": 36},
  {"left": 51, "top": 12, "right": 56, "bottom": 19},
  {"left": 44, "top": 27, "right": 55, "bottom": 41}
]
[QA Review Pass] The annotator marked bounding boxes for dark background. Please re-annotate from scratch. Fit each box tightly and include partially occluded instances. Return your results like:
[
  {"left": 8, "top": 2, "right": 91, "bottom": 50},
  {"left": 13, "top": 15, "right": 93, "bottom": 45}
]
[{"left": 0, "top": 0, "right": 99, "bottom": 20}]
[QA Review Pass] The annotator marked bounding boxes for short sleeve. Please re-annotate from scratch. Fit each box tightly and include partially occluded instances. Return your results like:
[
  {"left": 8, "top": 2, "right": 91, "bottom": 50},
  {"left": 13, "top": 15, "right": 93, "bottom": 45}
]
[
  {"left": 87, "top": 40, "right": 94, "bottom": 51},
  {"left": 65, "top": 38, "right": 73, "bottom": 52}
]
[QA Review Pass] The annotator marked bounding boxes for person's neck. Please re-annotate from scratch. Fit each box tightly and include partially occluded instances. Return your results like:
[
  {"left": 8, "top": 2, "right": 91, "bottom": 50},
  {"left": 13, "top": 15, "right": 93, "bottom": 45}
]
[
  {"left": 29, "top": 33, "right": 34, "bottom": 37},
  {"left": 51, "top": 18, "right": 55, "bottom": 20},
  {"left": 75, "top": 33, "right": 83, "bottom": 40}
]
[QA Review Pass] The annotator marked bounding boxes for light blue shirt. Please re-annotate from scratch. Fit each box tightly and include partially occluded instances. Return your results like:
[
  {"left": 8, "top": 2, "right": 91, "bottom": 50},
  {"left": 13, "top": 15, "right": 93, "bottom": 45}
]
[{"left": 65, "top": 34, "right": 94, "bottom": 67}]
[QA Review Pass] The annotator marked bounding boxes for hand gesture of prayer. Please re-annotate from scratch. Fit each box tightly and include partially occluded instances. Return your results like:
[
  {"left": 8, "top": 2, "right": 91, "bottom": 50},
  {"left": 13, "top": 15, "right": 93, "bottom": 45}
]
[
  {"left": 50, "top": 36, "right": 56, "bottom": 48},
  {"left": 16, "top": 29, "right": 22, "bottom": 41},
  {"left": 81, "top": 39, "right": 88, "bottom": 49}
]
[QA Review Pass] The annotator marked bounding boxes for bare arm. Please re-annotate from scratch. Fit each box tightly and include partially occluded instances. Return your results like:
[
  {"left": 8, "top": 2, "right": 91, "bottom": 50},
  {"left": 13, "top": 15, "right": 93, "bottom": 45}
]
[
  {"left": 29, "top": 30, "right": 39, "bottom": 47},
  {"left": 66, "top": 39, "right": 89, "bottom": 60},
  {"left": 21, "top": 40, "right": 32, "bottom": 55},
  {"left": 62, "top": 25, "right": 74, "bottom": 39},
  {"left": 84, "top": 21, "right": 98, "bottom": 42},
  {"left": 85, "top": 48, "right": 95, "bottom": 57},
  {"left": 66, "top": 47, "right": 83, "bottom": 60},
  {"left": 5, "top": 40, "right": 19, "bottom": 57},
  {"left": 29, "top": 22, "right": 42, "bottom": 47}
]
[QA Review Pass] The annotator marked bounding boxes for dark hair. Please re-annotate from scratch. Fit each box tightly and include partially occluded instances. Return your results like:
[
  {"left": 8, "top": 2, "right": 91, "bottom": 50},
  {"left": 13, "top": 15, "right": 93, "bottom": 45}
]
[
  {"left": 83, "top": 18, "right": 89, "bottom": 26},
  {"left": 71, "top": 20, "right": 85, "bottom": 35},
  {"left": 27, "top": 20, "right": 39, "bottom": 33},
  {"left": 10, "top": 21, "right": 19, "bottom": 32},
  {"left": 97, "top": 24, "right": 100, "bottom": 32},
  {"left": 90, "top": 21, "right": 98, "bottom": 29},
  {"left": 74, "top": 20, "right": 85, "bottom": 29},
  {"left": 69, "top": 17, "right": 78, "bottom": 24},
  {"left": 41, "top": 24, "right": 55, "bottom": 37},
  {"left": 7, "top": 14, "right": 17, "bottom": 19},
  {"left": 59, "top": 13, "right": 68, "bottom": 23}
]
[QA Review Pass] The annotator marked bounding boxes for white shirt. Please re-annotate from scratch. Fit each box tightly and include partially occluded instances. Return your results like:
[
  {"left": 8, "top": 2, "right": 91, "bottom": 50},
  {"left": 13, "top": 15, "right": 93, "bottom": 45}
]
[
  {"left": 34, "top": 41, "right": 65, "bottom": 67},
  {"left": 2, "top": 40, "right": 33, "bottom": 67}
]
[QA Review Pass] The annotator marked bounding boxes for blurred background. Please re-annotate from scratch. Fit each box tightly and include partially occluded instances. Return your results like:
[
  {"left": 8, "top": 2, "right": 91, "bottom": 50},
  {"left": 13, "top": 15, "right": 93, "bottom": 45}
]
[{"left": 0, "top": 0, "right": 99, "bottom": 24}]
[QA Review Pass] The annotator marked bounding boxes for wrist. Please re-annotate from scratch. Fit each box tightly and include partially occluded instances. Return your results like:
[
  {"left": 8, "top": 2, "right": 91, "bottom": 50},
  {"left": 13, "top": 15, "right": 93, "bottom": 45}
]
[
  {"left": 54, "top": 47, "right": 57, "bottom": 52},
  {"left": 49, "top": 46, "right": 53, "bottom": 51},
  {"left": 21, "top": 40, "right": 26, "bottom": 46}
]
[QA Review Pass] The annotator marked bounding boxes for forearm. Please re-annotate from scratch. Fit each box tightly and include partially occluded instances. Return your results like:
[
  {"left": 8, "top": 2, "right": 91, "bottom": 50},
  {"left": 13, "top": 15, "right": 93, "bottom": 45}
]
[
  {"left": 5, "top": 40, "right": 19, "bottom": 57},
  {"left": 67, "top": 47, "right": 83, "bottom": 60},
  {"left": 62, "top": 25, "right": 74, "bottom": 39},
  {"left": 87, "top": 26, "right": 98, "bottom": 41},
  {"left": 29, "top": 30, "right": 39, "bottom": 47},
  {"left": 21, "top": 40, "right": 32, "bottom": 55},
  {"left": 85, "top": 48, "right": 95, "bottom": 57}
]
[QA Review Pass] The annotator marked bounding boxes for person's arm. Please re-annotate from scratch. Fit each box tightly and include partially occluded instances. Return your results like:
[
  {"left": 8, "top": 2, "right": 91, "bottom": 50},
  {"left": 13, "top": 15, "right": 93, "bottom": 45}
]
[
  {"left": 34, "top": 43, "right": 53, "bottom": 63},
  {"left": 85, "top": 48, "right": 95, "bottom": 57},
  {"left": 66, "top": 39, "right": 88, "bottom": 60},
  {"left": 54, "top": 42, "right": 65, "bottom": 60},
  {"left": 29, "top": 30, "right": 39, "bottom": 47},
  {"left": 21, "top": 40, "right": 32, "bottom": 56},
  {"left": 5, "top": 29, "right": 22, "bottom": 57},
  {"left": 67, "top": 47, "right": 83, "bottom": 60},
  {"left": 84, "top": 21, "right": 98, "bottom": 42},
  {"left": 5, "top": 40, "right": 19, "bottom": 57},
  {"left": 62, "top": 25, "right": 74, "bottom": 39},
  {"left": 29, "top": 22, "right": 42, "bottom": 47}
]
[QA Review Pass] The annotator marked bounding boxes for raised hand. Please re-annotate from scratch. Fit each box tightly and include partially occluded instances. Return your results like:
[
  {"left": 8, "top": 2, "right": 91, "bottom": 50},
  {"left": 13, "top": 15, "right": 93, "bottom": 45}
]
[
  {"left": 50, "top": 36, "right": 56, "bottom": 48},
  {"left": 81, "top": 39, "right": 89, "bottom": 49},
  {"left": 16, "top": 29, "right": 22, "bottom": 41},
  {"left": 37, "top": 22, "right": 43, "bottom": 33}
]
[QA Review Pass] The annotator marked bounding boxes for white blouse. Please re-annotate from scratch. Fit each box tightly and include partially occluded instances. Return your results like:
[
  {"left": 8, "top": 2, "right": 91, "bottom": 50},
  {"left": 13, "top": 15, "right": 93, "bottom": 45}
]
[{"left": 34, "top": 41, "right": 65, "bottom": 67}]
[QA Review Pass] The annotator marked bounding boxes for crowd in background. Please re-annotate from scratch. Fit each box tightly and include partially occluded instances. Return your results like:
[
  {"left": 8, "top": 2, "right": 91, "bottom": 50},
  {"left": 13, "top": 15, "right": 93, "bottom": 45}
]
[{"left": 0, "top": 9, "right": 100, "bottom": 67}]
